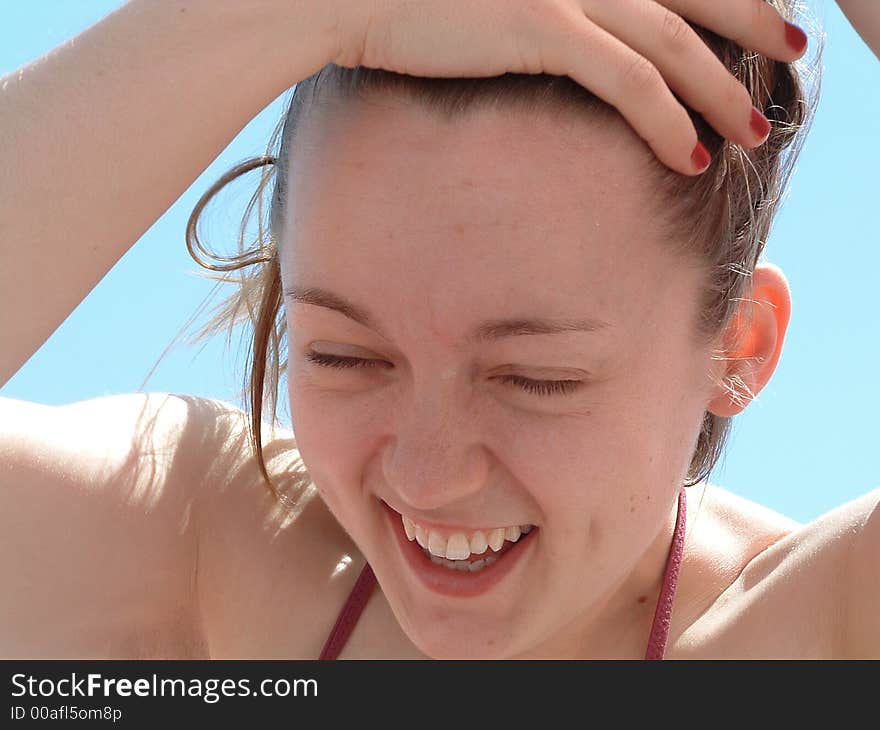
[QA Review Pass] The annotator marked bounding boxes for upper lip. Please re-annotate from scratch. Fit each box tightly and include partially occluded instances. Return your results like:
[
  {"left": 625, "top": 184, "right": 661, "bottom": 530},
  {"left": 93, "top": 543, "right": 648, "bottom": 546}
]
[{"left": 381, "top": 498, "right": 534, "bottom": 532}]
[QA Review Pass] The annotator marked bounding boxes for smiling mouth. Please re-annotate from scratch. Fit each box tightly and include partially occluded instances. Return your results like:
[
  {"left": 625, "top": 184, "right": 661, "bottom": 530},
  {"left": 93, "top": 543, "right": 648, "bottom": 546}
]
[{"left": 382, "top": 500, "right": 538, "bottom": 574}]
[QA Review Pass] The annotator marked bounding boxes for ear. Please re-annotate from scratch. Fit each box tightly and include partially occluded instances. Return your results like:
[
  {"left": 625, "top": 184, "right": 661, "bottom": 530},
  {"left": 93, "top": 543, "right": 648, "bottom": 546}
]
[{"left": 707, "top": 262, "right": 792, "bottom": 417}]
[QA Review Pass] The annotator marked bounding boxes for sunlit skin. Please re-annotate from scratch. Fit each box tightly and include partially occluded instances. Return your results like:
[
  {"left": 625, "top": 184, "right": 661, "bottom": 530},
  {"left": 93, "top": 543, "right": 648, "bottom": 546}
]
[{"left": 278, "top": 95, "right": 791, "bottom": 659}]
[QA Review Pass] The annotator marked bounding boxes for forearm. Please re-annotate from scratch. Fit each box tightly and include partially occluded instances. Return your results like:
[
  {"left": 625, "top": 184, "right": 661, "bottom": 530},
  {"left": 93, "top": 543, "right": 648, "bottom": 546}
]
[
  {"left": 836, "top": 0, "right": 880, "bottom": 58},
  {"left": 0, "top": 0, "right": 335, "bottom": 387}
]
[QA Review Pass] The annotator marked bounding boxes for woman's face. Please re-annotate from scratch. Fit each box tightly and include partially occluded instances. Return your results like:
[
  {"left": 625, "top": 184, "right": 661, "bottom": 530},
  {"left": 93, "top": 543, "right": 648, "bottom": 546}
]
[{"left": 280, "top": 96, "right": 718, "bottom": 658}]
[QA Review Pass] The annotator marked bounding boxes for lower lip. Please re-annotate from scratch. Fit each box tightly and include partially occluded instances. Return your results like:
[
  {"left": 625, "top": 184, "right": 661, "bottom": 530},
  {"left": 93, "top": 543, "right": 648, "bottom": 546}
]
[{"left": 382, "top": 501, "right": 539, "bottom": 598}]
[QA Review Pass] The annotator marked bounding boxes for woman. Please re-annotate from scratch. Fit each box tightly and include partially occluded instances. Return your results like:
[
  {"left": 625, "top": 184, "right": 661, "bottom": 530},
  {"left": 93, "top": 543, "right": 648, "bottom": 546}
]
[{"left": 1, "top": 0, "right": 877, "bottom": 659}]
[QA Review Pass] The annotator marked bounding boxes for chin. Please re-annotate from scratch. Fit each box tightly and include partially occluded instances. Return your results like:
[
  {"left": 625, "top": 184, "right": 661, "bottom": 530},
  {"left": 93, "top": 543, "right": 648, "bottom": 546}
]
[{"left": 403, "top": 619, "right": 524, "bottom": 660}]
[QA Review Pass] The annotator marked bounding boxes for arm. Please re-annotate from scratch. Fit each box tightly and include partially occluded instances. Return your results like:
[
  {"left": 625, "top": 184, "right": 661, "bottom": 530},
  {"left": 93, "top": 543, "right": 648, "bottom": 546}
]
[
  {"left": 836, "top": 0, "right": 880, "bottom": 58},
  {"left": 0, "top": 0, "right": 337, "bottom": 387}
]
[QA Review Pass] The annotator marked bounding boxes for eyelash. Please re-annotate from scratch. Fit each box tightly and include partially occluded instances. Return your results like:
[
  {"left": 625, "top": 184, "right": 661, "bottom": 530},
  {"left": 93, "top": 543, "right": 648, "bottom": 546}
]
[{"left": 304, "top": 351, "right": 583, "bottom": 397}]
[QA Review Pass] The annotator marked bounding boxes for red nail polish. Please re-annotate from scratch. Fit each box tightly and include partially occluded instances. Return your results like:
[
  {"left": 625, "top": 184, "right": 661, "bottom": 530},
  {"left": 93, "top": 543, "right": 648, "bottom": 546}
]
[
  {"left": 691, "top": 142, "right": 711, "bottom": 172},
  {"left": 750, "top": 107, "right": 771, "bottom": 140},
  {"left": 785, "top": 22, "right": 807, "bottom": 53}
]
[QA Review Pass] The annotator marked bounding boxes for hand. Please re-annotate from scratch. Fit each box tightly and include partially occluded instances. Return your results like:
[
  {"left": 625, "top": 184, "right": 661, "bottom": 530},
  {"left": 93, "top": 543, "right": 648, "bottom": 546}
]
[{"left": 330, "top": 0, "right": 807, "bottom": 176}]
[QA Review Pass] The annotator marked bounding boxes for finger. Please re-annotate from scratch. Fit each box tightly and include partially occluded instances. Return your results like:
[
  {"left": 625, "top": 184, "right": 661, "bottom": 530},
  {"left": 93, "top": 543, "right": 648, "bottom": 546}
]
[
  {"left": 661, "top": 0, "right": 809, "bottom": 62},
  {"left": 540, "top": 8, "right": 709, "bottom": 175},
  {"left": 584, "top": 0, "right": 769, "bottom": 150}
]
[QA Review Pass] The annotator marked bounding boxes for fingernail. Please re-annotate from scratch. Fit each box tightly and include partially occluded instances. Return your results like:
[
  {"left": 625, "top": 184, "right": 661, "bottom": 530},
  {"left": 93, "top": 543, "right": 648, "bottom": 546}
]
[
  {"left": 691, "top": 142, "right": 711, "bottom": 172},
  {"left": 785, "top": 22, "right": 807, "bottom": 53},
  {"left": 750, "top": 107, "right": 771, "bottom": 141}
]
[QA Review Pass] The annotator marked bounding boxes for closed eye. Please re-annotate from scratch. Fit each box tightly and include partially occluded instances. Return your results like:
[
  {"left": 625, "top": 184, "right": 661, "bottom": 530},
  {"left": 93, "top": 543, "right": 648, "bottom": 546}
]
[{"left": 303, "top": 351, "right": 583, "bottom": 397}]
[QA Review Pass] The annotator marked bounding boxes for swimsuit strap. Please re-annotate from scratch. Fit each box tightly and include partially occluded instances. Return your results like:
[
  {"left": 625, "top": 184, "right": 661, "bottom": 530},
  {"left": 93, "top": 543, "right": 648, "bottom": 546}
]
[
  {"left": 319, "top": 486, "right": 687, "bottom": 660},
  {"left": 318, "top": 561, "right": 377, "bottom": 660},
  {"left": 644, "top": 486, "right": 688, "bottom": 660}
]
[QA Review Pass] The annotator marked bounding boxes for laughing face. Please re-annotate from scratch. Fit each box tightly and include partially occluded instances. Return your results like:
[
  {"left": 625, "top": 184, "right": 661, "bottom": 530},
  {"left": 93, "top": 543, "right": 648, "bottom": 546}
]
[{"left": 279, "top": 95, "right": 721, "bottom": 659}]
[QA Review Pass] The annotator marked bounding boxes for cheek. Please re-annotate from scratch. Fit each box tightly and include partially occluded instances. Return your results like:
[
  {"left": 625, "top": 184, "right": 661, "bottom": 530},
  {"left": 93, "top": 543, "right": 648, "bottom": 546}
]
[
  {"left": 542, "top": 363, "right": 703, "bottom": 500},
  {"left": 611, "top": 362, "right": 708, "bottom": 494},
  {"left": 286, "top": 375, "right": 371, "bottom": 520},
  {"left": 289, "top": 373, "right": 382, "bottom": 460}
]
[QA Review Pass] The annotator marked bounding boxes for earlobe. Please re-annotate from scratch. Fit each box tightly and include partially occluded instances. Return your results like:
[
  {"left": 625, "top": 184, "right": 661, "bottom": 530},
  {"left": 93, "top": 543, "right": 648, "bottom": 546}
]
[{"left": 707, "top": 262, "right": 792, "bottom": 418}]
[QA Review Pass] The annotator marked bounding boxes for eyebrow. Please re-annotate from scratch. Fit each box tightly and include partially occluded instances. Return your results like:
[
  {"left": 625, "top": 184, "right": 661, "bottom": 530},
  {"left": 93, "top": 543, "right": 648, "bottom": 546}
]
[{"left": 283, "top": 286, "right": 611, "bottom": 344}]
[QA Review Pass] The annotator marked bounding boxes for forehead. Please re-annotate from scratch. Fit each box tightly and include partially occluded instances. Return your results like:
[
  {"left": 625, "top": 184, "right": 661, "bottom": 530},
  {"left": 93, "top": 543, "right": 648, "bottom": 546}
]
[{"left": 281, "top": 97, "right": 698, "bottom": 342}]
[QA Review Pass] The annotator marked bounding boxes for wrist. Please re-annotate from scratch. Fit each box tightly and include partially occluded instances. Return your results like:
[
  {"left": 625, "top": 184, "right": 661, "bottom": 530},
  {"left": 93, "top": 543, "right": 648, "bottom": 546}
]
[{"left": 159, "top": 0, "right": 339, "bottom": 93}]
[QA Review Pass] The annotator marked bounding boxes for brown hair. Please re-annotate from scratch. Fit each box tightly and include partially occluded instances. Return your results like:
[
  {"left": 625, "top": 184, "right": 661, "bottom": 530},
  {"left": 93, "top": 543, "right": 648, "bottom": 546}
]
[{"left": 147, "top": 1, "right": 820, "bottom": 503}]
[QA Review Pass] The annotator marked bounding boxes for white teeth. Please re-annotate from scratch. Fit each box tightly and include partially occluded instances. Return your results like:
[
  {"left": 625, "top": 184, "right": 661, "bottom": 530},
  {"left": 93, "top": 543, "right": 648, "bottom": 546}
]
[
  {"left": 428, "top": 552, "right": 499, "bottom": 572},
  {"left": 429, "top": 554, "right": 469, "bottom": 572},
  {"left": 402, "top": 515, "right": 416, "bottom": 541},
  {"left": 487, "top": 528, "right": 505, "bottom": 552},
  {"left": 427, "top": 531, "right": 447, "bottom": 559},
  {"left": 445, "top": 533, "right": 471, "bottom": 561},
  {"left": 469, "top": 531, "right": 489, "bottom": 556},
  {"left": 400, "top": 514, "right": 535, "bottom": 559},
  {"left": 504, "top": 525, "right": 522, "bottom": 542}
]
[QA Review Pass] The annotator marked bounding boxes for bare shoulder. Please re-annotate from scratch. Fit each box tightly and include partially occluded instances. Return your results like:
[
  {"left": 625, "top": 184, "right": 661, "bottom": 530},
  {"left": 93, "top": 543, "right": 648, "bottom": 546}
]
[
  {"left": 675, "top": 483, "right": 880, "bottom": 658},
  {"left": 192, "top": 404, "right": 369, "bottom": 658},
  {"left": 1, "top": 391, "right": 350, "bottom": 658},
  {"left": 685, "top": 482, "right": 802, "bottom": 545},
  {"left": 836, "top": 485, "right": 880, "bottom": 657},
  {"left": 0, "top": 391, "right": 223, "bottom": 658}
]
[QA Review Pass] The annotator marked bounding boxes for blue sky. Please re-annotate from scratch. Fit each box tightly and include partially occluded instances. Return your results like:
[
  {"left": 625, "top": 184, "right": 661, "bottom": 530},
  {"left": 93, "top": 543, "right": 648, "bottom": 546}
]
[{"left": 2, "top": 1, "right": 878, "bottom": 523}]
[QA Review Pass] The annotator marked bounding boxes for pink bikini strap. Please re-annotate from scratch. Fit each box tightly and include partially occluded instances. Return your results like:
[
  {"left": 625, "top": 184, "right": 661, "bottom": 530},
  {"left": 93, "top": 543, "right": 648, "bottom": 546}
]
[
  {"left": 318, "top": 561, "right": 377, "bottom": 660},
  {"left": 644, "top": 486, "right": 688, "bottom": 660}
]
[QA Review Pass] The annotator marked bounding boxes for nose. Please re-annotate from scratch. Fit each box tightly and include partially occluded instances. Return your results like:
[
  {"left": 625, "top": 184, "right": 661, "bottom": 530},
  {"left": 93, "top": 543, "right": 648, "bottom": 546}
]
[{"left": 381, "top": 389, "right": 490, "bottom": 512}]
